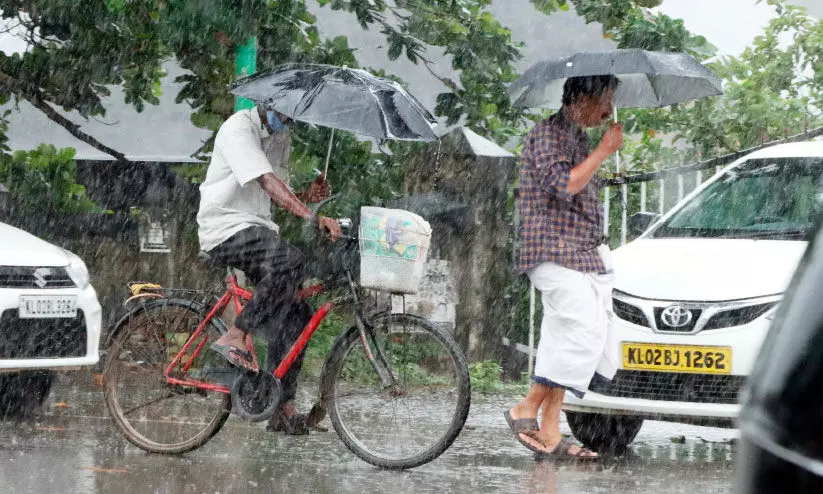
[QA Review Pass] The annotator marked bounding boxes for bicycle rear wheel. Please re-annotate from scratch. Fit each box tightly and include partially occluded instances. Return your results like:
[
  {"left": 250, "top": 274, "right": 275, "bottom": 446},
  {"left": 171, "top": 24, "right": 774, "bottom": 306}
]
[
  {"left": 104, "top": 299, "right": 231, "bottom": 454},
  {"left": 320, "top": 313, "right": 471, "bottom": 469}
]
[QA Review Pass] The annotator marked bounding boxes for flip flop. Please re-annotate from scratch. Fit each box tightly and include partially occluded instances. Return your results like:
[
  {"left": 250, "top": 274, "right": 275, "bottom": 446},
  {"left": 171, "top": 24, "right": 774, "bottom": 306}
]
[
  {"left": 504, "top": 410, "right": 545, "bottom": 454},
  {"left": 535, "top": 437, "right": 600, "bottom": 461},
  {"left": 210, "top": 342, "right": 258, "bottom": 372}
]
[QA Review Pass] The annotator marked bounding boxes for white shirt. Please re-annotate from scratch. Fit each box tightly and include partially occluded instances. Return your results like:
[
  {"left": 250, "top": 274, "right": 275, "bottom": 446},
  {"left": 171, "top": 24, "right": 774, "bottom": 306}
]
[{"left": 197, "top": 107, "right": 293, "bottom": 251}]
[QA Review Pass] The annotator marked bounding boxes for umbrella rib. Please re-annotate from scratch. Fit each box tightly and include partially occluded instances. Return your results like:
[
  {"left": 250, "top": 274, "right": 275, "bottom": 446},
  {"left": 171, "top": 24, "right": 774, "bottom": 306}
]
[
  {"left": 348, "top": 68, "right": 392, "bottom": 140},
  {"left": 231, "top": 63, "right": 437, "bottom": 141},
  {"left": 290, "top": 67, "right": 337, "bottom": 117}
]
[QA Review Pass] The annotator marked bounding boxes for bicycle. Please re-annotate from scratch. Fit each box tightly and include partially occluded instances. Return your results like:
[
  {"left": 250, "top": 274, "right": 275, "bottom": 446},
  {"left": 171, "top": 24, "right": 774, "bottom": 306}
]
[{"left": 103, "top": 202, "right": 471, "bottom": 470}]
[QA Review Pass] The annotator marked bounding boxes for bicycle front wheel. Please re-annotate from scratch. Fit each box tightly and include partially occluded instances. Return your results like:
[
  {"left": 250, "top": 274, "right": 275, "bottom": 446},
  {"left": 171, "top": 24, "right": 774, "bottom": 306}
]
[
  {"left": 320, "top": 313, "right": 471, "bottom": 469},
  {"left": 104, "top": 299, "right": 231, "bottom": 455}
]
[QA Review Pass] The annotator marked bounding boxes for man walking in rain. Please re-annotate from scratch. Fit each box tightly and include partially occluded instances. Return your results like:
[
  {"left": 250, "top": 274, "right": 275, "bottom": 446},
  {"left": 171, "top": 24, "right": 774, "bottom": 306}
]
[
  {"left": 505, "top": 75, "right": 624, "bottom": 459},
  {"left": 197, "top": 104, "right": 341, "bottom": 434}
]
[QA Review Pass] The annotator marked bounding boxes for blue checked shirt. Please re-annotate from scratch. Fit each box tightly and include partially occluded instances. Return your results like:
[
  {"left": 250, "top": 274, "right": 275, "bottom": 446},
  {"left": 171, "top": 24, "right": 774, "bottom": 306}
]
[{"left": 519, "top": 112, "right": 607, "bottom": 274}]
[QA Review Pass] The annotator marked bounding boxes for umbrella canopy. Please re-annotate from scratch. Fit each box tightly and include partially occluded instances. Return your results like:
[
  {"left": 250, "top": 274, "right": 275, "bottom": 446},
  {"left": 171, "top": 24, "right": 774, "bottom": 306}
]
[
  {"left": 229, "top": 63, "right": 438, "bottom": 141},
  {"left": 509, "top": 49, "right": 723, "bottom": 109}
]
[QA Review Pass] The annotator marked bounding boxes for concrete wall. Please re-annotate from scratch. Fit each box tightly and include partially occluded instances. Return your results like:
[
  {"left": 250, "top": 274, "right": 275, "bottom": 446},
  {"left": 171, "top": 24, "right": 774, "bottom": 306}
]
[{"left": 398, "top": 132, "right": 518, "bottom": 360}]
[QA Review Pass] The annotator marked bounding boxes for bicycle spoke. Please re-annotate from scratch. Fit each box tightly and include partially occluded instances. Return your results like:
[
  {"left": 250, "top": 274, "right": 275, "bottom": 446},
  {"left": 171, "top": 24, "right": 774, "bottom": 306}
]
[
  {"left": 105, "top": 301, "right": 231, "bottom": 453},
  {"left": 327, "top": 314, "right": 470, "bottom": 468},
  {"left": 123, "top": 345, "right": 163, "bottom": 366},
  {"left": 122, "top": 391, "right": 176, "bottom": 416}
]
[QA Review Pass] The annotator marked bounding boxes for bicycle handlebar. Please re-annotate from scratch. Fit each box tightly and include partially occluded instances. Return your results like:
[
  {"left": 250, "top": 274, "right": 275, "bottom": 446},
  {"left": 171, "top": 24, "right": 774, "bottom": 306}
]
[
  {"left": 309, "top": 195, "right": 339, "bottom": 229},
  {"left": 308, "top": 194, "right": 354, "bottom": 240}
]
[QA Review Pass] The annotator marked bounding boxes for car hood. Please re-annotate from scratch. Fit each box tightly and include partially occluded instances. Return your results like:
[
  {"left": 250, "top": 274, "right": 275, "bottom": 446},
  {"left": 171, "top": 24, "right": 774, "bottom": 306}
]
[
  {"left": 612, "top": 238, "right": 808, "bottom": 301},
  {"left": 0, "top": 222, "right": 70, "bottom": 267}
]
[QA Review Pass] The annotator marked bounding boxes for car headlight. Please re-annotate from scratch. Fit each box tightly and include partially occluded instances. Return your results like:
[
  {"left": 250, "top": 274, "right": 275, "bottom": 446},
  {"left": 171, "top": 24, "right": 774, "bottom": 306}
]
[{"left": 60, "top": 249, "right": 91, "bottom": 289}]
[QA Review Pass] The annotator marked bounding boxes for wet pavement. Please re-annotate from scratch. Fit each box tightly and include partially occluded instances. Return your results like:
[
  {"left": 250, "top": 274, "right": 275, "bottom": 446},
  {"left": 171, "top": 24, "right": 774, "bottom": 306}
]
[{"left": 0, "top": 375, "right": 737, "bottom": 493}]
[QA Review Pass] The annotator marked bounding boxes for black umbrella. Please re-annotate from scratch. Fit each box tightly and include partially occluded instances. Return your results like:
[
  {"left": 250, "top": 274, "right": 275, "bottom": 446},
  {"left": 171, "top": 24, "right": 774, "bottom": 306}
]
[
  {"left": 509, "top": 49, "right": 722, "bottom": 109},
  {"left": 230, "top": 63, "right": 438, "bottom": 177}
]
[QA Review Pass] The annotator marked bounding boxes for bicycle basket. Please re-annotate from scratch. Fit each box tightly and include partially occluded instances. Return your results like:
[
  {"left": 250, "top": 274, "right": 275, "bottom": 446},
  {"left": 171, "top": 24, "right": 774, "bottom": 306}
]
[{"left": 358, "top": 206, "right": 432, "bottom": 294}]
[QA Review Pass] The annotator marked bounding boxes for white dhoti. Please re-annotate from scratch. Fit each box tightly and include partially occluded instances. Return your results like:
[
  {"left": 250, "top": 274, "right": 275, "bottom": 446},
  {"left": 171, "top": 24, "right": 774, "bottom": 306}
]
[{"left": 529, "top": 245, "right": 617, "bottom": 398}]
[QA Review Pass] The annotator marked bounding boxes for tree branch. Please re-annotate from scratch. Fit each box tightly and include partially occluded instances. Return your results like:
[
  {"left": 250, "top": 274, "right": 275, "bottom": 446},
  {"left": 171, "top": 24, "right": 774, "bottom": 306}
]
[{"left": 0, "top": 71, "right": 128, "bottom": 162}]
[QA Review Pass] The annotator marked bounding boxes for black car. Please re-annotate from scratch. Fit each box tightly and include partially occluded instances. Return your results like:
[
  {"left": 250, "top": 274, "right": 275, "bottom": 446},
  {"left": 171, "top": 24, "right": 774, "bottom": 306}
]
[{"left": 737, "top": 218, "right": 823, "bottom": 492}]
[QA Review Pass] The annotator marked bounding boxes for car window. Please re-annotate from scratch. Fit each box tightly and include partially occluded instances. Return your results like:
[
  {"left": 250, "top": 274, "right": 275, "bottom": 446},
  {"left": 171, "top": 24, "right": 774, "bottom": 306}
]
[{"left": 652, "top": 158, "right": 823, "bottom": 240}]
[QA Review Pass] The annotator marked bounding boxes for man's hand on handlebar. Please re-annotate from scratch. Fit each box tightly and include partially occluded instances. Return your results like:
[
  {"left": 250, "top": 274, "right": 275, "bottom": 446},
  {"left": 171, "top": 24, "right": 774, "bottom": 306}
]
[{"left": 317, "top": 216, "right": 342, "bottom": 241}]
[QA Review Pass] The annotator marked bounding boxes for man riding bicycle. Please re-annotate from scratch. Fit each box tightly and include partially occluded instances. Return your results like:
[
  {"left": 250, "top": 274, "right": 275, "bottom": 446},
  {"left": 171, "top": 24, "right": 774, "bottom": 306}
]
[{"left": 197, "top": 104, "right": 341, "bottom": 434}]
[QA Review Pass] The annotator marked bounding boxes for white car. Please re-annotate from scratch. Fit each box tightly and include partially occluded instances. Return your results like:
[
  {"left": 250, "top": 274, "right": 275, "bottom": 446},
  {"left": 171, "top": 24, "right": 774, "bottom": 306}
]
[
  {"left": 0, "top": 221, "right": 102, "bottom": 416},
  {"left": 564, "top": 141, "right": 823, "bottom": 451}
]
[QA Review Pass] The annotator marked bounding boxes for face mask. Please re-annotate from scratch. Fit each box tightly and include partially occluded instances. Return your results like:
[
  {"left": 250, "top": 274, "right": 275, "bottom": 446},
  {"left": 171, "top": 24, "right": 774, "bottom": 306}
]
[{"left": 266, "top": 110, "right": 287, "bottom": 132}]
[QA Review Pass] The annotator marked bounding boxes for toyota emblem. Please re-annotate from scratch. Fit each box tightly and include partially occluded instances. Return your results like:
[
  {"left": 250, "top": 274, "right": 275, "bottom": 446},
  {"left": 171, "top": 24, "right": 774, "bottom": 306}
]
[{"left": 660, "top": 305, "right": 693, "bottom": 328}]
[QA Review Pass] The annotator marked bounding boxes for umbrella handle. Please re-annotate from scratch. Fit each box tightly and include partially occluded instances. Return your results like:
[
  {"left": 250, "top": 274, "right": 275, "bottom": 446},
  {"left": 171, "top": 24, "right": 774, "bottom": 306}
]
[
  {"left": 323, "top": 129, "right": 335, "bottom": 179},
  {"left": 613, "top": 107, "right": 621, "bottom": 173}
]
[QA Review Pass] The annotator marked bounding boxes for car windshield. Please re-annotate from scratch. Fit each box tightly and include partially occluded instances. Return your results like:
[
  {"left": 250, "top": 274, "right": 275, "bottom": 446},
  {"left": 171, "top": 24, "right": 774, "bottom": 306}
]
[{"left": 651, "top": 157, "right": 823, "bottom": 240}]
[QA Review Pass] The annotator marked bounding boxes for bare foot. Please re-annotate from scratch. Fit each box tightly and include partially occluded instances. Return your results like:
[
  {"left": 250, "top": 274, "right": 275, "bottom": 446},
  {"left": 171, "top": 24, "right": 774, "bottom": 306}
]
[
  {"left": 280, "top": 400, "right": 299, "bottom": 419},
  {"left": 215, "top": 325, "right": 248, "bottom": 351}
]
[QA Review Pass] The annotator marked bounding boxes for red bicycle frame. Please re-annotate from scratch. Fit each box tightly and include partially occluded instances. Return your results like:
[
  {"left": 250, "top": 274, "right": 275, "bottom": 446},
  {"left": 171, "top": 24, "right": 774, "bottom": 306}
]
[{"left": 163, "top": 273, "right": 336, "bottom": 394}]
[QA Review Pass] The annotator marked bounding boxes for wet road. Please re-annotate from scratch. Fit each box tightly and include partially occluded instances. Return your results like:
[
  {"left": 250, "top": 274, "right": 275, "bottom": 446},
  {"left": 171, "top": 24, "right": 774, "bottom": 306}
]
[{"left": 0, "top": 376, "right": 737, "bottom": 494}]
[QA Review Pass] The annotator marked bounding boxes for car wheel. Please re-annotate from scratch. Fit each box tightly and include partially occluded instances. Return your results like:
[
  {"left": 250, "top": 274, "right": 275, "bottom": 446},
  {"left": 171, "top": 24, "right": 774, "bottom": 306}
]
[
  {"left": 566, "top": 411, "right": 644, "bottom": 453},
  {"left": 0, "top": 371, "right": 55, "bottom": 420}
]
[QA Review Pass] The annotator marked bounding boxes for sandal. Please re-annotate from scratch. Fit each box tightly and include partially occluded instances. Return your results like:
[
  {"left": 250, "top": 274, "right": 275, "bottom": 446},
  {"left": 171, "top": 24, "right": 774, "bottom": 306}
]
[
  {"left": 536, "top": 437, "right": 600, "bottom": 461},
  {"left": 210, "top": 342, "right": 258, "bottom": 372},
  {"left": 504, "top": 410, "right": 545, "bottom": 454}
]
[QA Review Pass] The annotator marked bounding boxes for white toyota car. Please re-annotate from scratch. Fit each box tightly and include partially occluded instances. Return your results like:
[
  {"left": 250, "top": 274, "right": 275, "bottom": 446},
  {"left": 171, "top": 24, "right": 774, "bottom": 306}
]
[
  {"left": 0, "top": 221, "right": 102, "bottom": 417},
  {"left": 564, "top": 141, "right": 823, "bottom": 451}
]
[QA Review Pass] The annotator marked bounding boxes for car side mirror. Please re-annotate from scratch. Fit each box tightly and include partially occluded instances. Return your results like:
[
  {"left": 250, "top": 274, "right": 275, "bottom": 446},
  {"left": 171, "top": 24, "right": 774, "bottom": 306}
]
[{"left": 628, "top": 212, "right": 661, "bottom": 237}]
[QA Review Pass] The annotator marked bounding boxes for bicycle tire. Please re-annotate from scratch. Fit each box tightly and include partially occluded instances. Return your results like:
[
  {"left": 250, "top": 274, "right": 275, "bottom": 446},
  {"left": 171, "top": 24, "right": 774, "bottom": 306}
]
[
  {"left": 104, "top": 298, "right": 231, "bottom": 455},
  {"left": 320, "top": 312, "right": 471, "bottom": 469}
]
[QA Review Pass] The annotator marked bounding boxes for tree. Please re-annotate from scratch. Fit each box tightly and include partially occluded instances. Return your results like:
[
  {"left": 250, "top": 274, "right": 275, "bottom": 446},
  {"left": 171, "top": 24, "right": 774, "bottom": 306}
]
[
  {"left": 592, "top": 0, "right": 823, "bottom": 175},
  {"left": 670, "top": 1, "right": 823, "bottom": 158},
  {"left": 0, "top": 0, "right": 170, "bottom": 161},
  {"left": 0, "top": 0, "right": 678, "bottom": 163},
  {"left": 316, "top": 0, "right": 524, "bottom": 144}
]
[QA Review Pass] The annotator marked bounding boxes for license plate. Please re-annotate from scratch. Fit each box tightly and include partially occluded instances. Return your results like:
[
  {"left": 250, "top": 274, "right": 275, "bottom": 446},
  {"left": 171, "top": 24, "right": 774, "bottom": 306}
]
[
  {"left": 19, "top": 295, "right": 77, "bottom": 319},
  {"left": 622, "top": 343, "right": 732, "bottom": 375}
]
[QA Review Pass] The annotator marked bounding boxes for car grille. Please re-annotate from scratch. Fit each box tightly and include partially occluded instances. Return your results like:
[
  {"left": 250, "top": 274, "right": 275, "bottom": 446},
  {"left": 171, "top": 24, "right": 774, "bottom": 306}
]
[
  {"left": 703, "top": 303, "right": 777, "bottom": 330},
  {"left": 654, "top": 307, "right": 703, "bottom": 333},
  {"left": 0, "top": 310, "right": 86, "bottom": 358},
  {"left": 613, "top": 299, "right": 651, "bottom": 327},
  {"left": 0, "top": 266, "right": 75, "bottom": 289},
  {"left": 589, "top": 370, "right": 746, "bottom": 404}
]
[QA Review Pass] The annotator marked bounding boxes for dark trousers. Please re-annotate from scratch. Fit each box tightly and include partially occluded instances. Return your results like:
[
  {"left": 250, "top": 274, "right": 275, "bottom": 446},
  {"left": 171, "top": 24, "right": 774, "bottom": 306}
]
[{"left": 208, "top": 227, "right": 313, "bottom": 402}]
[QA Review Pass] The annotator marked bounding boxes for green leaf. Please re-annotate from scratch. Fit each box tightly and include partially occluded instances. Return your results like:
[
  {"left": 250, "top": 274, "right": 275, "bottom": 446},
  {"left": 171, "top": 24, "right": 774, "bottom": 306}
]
[
  {"left": 388, "top": 40, "right": 403, "bottom": 61},
  {"left": 152, "top": 80, "right": 163, "bottom": 98},
  {"left": 106, "top": 0, "right": 125, "bottom": 13},
  {"left": 191, "top": 111, "right": 226, "bottom": 132}
]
